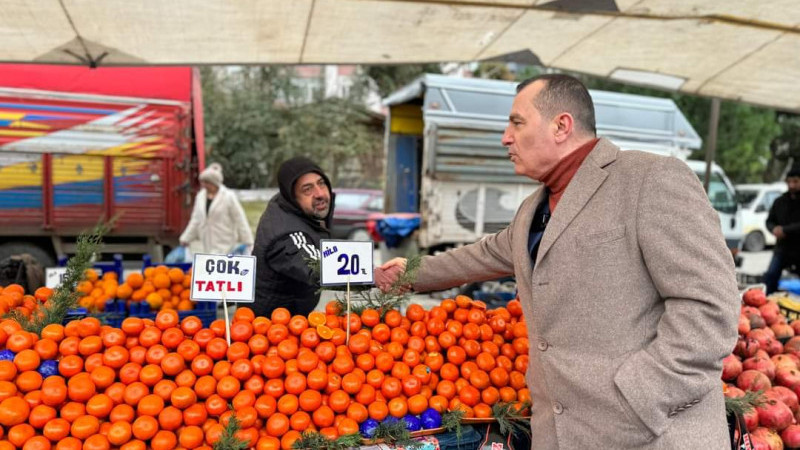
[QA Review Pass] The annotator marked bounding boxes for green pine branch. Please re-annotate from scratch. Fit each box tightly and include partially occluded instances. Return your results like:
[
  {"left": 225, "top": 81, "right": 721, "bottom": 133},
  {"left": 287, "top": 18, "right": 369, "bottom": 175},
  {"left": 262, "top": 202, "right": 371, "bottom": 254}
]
[
  {"left": 293, "top": 431, "right": 364, "bottom": 450},
  {"left": 372, "top": 419, "right": 421, "bottom": 449},
  {"left": 725, "top": 390, "right": 765, "bottom": 417},
  {"left": 492, "top": 401, "right": 532, "bottom": 438},
  {"left": 5, "top": 223, "right": 109, "bottom": 334},
  {"left": 213, "top": 415, "right": 248, "bottom": 450},
  {"left": 441, "top": 409, "right": 465, "bottom": 440},
  {"left": 333, "top": 254, "right": 423, "bottom": 317}
]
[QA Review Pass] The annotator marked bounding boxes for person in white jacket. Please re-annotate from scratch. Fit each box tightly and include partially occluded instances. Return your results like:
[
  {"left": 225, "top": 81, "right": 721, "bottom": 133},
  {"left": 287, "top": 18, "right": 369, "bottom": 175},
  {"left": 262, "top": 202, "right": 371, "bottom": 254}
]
[{"left": 179, "top": 163, "right": 254, "bottom": 255}]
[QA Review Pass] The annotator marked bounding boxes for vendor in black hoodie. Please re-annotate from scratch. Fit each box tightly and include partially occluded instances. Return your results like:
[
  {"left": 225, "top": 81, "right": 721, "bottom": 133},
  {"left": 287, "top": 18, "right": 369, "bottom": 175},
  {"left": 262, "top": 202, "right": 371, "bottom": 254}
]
[
  {"left": 764, "top": 168, "right": 800, "bottom": 293},
  {"left": 252, "top": 157, "right": 335, "bottom": 317}
]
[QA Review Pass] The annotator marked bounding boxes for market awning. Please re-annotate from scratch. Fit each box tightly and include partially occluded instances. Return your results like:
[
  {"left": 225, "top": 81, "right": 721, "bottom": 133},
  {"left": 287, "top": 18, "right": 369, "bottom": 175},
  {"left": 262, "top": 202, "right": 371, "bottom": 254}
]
[{"left": 2, "top": 0, "right": 799, "bottom": 111}]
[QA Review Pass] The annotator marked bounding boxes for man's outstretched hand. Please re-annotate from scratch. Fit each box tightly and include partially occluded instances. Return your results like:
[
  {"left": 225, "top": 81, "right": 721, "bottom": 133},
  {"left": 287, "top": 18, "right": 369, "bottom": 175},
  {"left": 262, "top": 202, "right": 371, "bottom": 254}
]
[{"left": 374, "top": 258, "right": 410, "bottom": 293}]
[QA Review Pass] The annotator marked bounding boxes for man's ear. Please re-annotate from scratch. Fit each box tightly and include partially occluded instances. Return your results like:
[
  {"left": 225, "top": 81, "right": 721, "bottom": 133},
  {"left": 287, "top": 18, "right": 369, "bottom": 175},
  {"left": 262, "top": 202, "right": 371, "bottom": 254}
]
[{"left": 553, "top": 113, "right": 574, "bottom": 143}]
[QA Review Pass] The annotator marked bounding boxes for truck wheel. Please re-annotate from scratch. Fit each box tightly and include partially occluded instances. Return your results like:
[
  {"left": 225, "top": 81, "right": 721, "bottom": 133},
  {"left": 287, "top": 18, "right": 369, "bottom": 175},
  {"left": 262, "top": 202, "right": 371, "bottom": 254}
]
[
  {"left": 743, "top": 231, "right": 766, "bottom": 252},
  {"left": 0, "top": 242, "right": 56, "bottom": 268}
]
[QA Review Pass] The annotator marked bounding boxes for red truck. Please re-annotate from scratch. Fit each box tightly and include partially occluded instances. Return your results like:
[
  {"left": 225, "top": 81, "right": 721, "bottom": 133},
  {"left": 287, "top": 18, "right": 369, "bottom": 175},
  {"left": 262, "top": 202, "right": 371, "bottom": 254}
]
[{"left": 0, "top": 64, "right": 205, "bottom": 266}]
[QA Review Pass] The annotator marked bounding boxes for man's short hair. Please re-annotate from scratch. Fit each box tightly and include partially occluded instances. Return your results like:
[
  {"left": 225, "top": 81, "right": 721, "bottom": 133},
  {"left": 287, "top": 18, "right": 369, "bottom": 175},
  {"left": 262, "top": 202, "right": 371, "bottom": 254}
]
[
  {"left": 517, "top": 74, "right": 597, "bottom": 136},
  {"left": 786, "top": 168, "right": 800, "bottom": 179}
]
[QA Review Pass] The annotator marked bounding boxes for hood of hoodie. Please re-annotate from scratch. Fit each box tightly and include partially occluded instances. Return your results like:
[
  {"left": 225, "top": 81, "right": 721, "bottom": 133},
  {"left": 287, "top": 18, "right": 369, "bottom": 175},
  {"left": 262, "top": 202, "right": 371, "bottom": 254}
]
[{"left": 276, "top": 156, "right": 335, "bottom": 229}]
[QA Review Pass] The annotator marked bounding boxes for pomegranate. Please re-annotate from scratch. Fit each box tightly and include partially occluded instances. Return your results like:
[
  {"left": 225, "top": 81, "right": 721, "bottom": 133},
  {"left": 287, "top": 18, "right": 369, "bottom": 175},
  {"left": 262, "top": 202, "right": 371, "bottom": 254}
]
[
  {"left": 773, "top": 323, "right": 796, "bottom": 340},
  {"left": 751, "top": 427, "right": 785, "bottom": 450},
  {"left": 781, "top": 424, "right": 800, "bottom": 449},
  {"left": 741, "top": 314, "right": 753, "bottom": 335},
  {"left": 744, "top": 355, "right": 777, "bottom": 381},
  {"left": 785, "top": 337, "right": 800, "bottom": 357},
  {"left": 756, "top": 398, "right": 794, "bottom": 431},
  {"left": 761, "top": 302, "right": 783, "bottom": 327},
  {"left": 772, "top": 354, "right": 800, "bottom": 371},
  {"left": 748, "top": 432, "right": 770, "bottom": 450},
  {"left": 723, "top": 354, "right": 744, "bottom": 381},
  {"left": 745, "top": 407, "right": 760, "bottom": 430},
  {"left": 738, "top": 370, "right": 772, "bottom": 392},
  {"left": 769, "top": 339, "right": 785, "bottom": 356},
  {"left": 776, "top": 368, "right": 800, "bottom": 388},
  {"left": 751, "top": 314, "right": 768, "bottom": 330},
  {"left": 726, "top": 384, "right": 746, "bottom": 398},
  {"left": 767, "top": 387, "right": 800, "bottom": 414},
  {"left": 744, "top": 289, "right": 769, "bottom": 307},
  {"left": 737, "top": 337, "right": 762, "bottom": 359},
  {"left": 751, "top": 329, "right": 777, "bottom": 350},
  {"left": 790, "top": 320, "right": 800, "bottom": 337}
]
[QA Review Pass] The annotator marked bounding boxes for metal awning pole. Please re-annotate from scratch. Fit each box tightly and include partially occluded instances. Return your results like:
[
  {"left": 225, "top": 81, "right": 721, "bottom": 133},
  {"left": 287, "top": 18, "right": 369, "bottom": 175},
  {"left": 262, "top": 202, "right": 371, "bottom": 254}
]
[{"left": 704, "top": 98, "right": 721, "bottom": 193}]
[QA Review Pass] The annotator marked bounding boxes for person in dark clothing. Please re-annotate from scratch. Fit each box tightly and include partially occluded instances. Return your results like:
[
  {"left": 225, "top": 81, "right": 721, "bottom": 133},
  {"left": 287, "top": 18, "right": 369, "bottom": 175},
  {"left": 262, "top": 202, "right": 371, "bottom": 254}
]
[
  {"left": 763, "top": 169, "right": 800, "bottom": 293},
  {"left": 252, "top": 157, "right": 335, "bottom": 318}
]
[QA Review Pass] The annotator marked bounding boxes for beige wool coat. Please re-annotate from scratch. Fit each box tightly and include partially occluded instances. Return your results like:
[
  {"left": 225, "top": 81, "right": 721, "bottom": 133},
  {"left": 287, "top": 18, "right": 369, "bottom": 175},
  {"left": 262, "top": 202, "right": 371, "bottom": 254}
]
[{"left": 414, "top": 139, "right": 740, "bottom": 449}]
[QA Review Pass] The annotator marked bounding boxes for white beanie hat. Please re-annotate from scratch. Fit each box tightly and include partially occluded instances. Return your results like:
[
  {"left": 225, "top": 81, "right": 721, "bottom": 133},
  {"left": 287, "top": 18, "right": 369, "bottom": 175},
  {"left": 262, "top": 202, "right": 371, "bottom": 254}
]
[{"left": 199, "top": 162, "right": 224, "bottom": 187}]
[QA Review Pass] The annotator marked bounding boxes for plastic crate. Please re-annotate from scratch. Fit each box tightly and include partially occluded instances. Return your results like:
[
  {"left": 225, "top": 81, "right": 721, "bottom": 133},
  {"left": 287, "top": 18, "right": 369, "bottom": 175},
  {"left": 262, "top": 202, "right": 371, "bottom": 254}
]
[
  {"left": 142, "top": 254, "right": 192, "bottom": 272},
  {"left": 63, "top": 308, "right": 89, "bottom": 325},
  {"left": 58, "top": 253, "right": 124, "bottom": 281},
  {"left": 178, "top": 302, "right": 218, "bottom": 328}
]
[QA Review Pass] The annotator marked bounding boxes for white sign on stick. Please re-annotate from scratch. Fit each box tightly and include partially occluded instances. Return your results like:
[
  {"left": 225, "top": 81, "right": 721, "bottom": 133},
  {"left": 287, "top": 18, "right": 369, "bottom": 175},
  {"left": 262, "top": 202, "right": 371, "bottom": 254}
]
[
  {"left": 45, "top": 267, "right": 68, "bottom": 289},
  {"left": 320, "top": 240, "right": 374, "bottom": 286},
  {"left": 46, "top": 267, "right": 103, "bottom": 289},
  {"left": 190, "top": 253, "right": 256, "bottom": 302}
]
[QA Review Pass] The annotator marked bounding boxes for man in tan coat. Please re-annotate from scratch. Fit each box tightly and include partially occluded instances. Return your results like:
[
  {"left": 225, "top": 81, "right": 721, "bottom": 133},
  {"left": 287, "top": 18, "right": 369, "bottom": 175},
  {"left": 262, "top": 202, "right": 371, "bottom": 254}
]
[{"left": 380, "top": 74, "right": 739, "bottom": 448}]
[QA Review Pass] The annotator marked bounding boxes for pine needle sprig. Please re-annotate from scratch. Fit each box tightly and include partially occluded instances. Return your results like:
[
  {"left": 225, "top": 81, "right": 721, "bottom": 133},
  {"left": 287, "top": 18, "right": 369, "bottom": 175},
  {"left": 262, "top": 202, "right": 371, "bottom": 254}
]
[
  {"left": 441, "top": 409, "right": 465, "bottom": 440},
  {"left": 725, "top": 390, "right": 765, "bottom": 417},
  {"left": 5, "top": 223, "right": 108, "bottom": 334},
  {"left": 292, "top": 431, "right": 364, "bottom": 450},
  {"left": 333, "top": 254, "right": 423, "bottom": 317},
  {"left": 213, "top": 415, "right": 248, "bottom": 450},
  {"left": 371, "top": 419, "right": 421, "bottom": 449},
  {"left": 492, "top": 401, "right": 532, "bottom": 438},
  {"left": 334, "top": 433, "right": 364, "bottom": 449}
]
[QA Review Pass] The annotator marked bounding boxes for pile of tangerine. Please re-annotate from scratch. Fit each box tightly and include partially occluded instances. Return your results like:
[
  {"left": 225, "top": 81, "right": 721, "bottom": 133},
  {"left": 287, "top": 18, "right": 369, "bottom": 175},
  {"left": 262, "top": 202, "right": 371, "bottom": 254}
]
[{"left": 0, "top": 295, "right": 529, "bottom": 450}]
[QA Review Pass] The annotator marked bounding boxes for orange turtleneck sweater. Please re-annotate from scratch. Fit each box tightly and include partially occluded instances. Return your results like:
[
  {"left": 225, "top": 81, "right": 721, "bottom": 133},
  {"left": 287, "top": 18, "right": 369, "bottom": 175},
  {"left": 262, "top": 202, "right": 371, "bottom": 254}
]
[{"left": 538, "top": 138, "right": 599, "bottom": 212}]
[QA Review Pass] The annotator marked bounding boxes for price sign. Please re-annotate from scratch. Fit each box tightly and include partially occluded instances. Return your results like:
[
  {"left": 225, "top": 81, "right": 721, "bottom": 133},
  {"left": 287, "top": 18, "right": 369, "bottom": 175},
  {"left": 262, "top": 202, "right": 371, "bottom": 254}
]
[
  {"left": 320, "top": 240, "right": 374, "bottom": 286},
  {"left": 190, "top": 253, "right": 256, "bottom": 302},
  {"left": 45, "top": 267, "right": 68, "bottom": 289},
  {"left": 46, "top": 267, "right": 103, "bottom": 288}
]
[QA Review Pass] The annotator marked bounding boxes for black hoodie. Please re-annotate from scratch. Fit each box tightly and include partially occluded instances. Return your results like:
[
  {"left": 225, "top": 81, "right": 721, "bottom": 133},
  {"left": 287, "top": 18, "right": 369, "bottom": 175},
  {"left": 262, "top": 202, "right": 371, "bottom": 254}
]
[{"left": 252, "top": 157, "right": 335, "bottom": 317}]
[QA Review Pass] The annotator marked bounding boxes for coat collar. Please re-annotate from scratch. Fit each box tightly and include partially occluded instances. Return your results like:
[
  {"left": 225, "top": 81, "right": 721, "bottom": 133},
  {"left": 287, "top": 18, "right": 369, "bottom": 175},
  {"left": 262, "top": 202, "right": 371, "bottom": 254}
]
[{"left": 535, "top": 138, "right": 618, "bottom": 265}]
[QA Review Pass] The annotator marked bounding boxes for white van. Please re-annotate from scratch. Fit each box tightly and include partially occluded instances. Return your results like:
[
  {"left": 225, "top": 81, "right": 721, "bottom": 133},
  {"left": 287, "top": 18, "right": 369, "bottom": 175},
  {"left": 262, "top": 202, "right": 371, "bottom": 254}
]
[
  {"left": 735, "top": 182, "right": 786, "bottom": 251},
  {"left": 685, "top": 160, "right": 742, "bottom": 251}
]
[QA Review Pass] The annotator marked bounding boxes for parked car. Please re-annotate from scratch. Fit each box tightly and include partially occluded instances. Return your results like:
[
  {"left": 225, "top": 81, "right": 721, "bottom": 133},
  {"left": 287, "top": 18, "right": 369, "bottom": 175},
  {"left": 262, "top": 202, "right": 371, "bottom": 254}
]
[
  {"left": 331, "top": 189, "right": 384, "bottom": 240},
  {"left": 735, "top": 182, "right": 787, "bottom": 251}
]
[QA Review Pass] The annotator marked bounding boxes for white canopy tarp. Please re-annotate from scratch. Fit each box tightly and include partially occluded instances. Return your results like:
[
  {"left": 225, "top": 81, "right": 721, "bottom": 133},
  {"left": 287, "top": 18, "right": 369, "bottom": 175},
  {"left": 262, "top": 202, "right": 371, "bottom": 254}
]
[{"left": 1, "top": 0, "right": 798, "bottom": 111}]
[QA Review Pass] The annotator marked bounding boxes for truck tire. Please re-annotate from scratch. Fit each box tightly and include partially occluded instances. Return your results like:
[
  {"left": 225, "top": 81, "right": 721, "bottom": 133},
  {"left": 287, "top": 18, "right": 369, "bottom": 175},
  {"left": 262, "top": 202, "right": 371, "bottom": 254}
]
[
  {"left": 0, "top": 242, "right": 56, "bottom": 268},
  {"left": 743, "top": 231, "right": 766, "bottom": 252}
]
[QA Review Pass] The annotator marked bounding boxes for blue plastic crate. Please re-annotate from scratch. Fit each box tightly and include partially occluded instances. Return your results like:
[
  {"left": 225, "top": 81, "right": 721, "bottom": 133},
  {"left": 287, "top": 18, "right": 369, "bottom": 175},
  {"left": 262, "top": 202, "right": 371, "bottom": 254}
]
[
  {"left": 58, "top": 253, "right": 124, "bottom": 281},
  {"left": 142, "top": 254, "right": 193, "bottom": 272},
  {"left": 63, "top": 308, "right": 89, "bottom": 325},
  {"left": 178, "top": 303, "right": 218, "bottom": 328}
]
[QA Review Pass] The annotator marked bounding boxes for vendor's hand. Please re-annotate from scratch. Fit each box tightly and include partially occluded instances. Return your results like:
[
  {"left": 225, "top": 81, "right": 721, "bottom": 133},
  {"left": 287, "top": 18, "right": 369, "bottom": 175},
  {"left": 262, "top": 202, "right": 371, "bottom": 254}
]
[{"left": 774, "top": 226, "right": 785, "bottom": 239}]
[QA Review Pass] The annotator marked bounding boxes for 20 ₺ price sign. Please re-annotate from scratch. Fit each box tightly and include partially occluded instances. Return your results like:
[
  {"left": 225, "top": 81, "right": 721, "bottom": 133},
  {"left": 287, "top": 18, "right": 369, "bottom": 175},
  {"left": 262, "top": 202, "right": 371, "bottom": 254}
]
[
  {"left": 320, "top": 240, "right": 374, "bottom": 286},
  {"left": 190, "top": 253, "right": 256, "bottom": 302}
]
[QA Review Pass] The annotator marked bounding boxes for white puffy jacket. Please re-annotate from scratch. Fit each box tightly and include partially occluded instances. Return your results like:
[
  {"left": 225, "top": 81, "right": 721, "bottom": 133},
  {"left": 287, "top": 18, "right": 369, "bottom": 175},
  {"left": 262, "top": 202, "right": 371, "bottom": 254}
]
[{"left": 179, "top": 186, "right": 254, "bottom": 254}]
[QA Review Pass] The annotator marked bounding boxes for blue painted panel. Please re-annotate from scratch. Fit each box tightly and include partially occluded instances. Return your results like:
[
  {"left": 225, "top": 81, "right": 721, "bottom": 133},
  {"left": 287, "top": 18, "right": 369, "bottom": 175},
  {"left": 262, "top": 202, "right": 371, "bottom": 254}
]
[{"left": 395, "top": 135, "right": 418, "bottom": 212}]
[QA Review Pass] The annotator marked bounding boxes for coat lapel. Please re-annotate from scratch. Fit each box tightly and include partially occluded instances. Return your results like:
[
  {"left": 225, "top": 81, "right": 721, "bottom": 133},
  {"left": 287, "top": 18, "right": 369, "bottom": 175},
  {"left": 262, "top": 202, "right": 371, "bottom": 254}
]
[
  {"left": 535, "top": 139, "right": 618, "bottom": 266},
  {"left": 514, "top": 186, "right": 546, "bottom": 278}
]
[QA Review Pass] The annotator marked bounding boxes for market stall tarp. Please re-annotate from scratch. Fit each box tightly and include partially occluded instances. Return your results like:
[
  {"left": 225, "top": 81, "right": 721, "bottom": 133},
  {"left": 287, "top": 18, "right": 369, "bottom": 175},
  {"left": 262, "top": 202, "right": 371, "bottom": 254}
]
[{"left": 1, "top": 0, "right": 799, "bottom": 111}]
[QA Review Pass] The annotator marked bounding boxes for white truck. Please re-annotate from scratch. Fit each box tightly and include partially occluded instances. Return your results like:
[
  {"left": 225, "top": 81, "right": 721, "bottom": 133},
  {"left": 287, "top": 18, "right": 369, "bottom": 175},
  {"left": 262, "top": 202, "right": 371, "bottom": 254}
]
[{"left": 383, "top": 74, "right": 742, "bottom": 252}]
